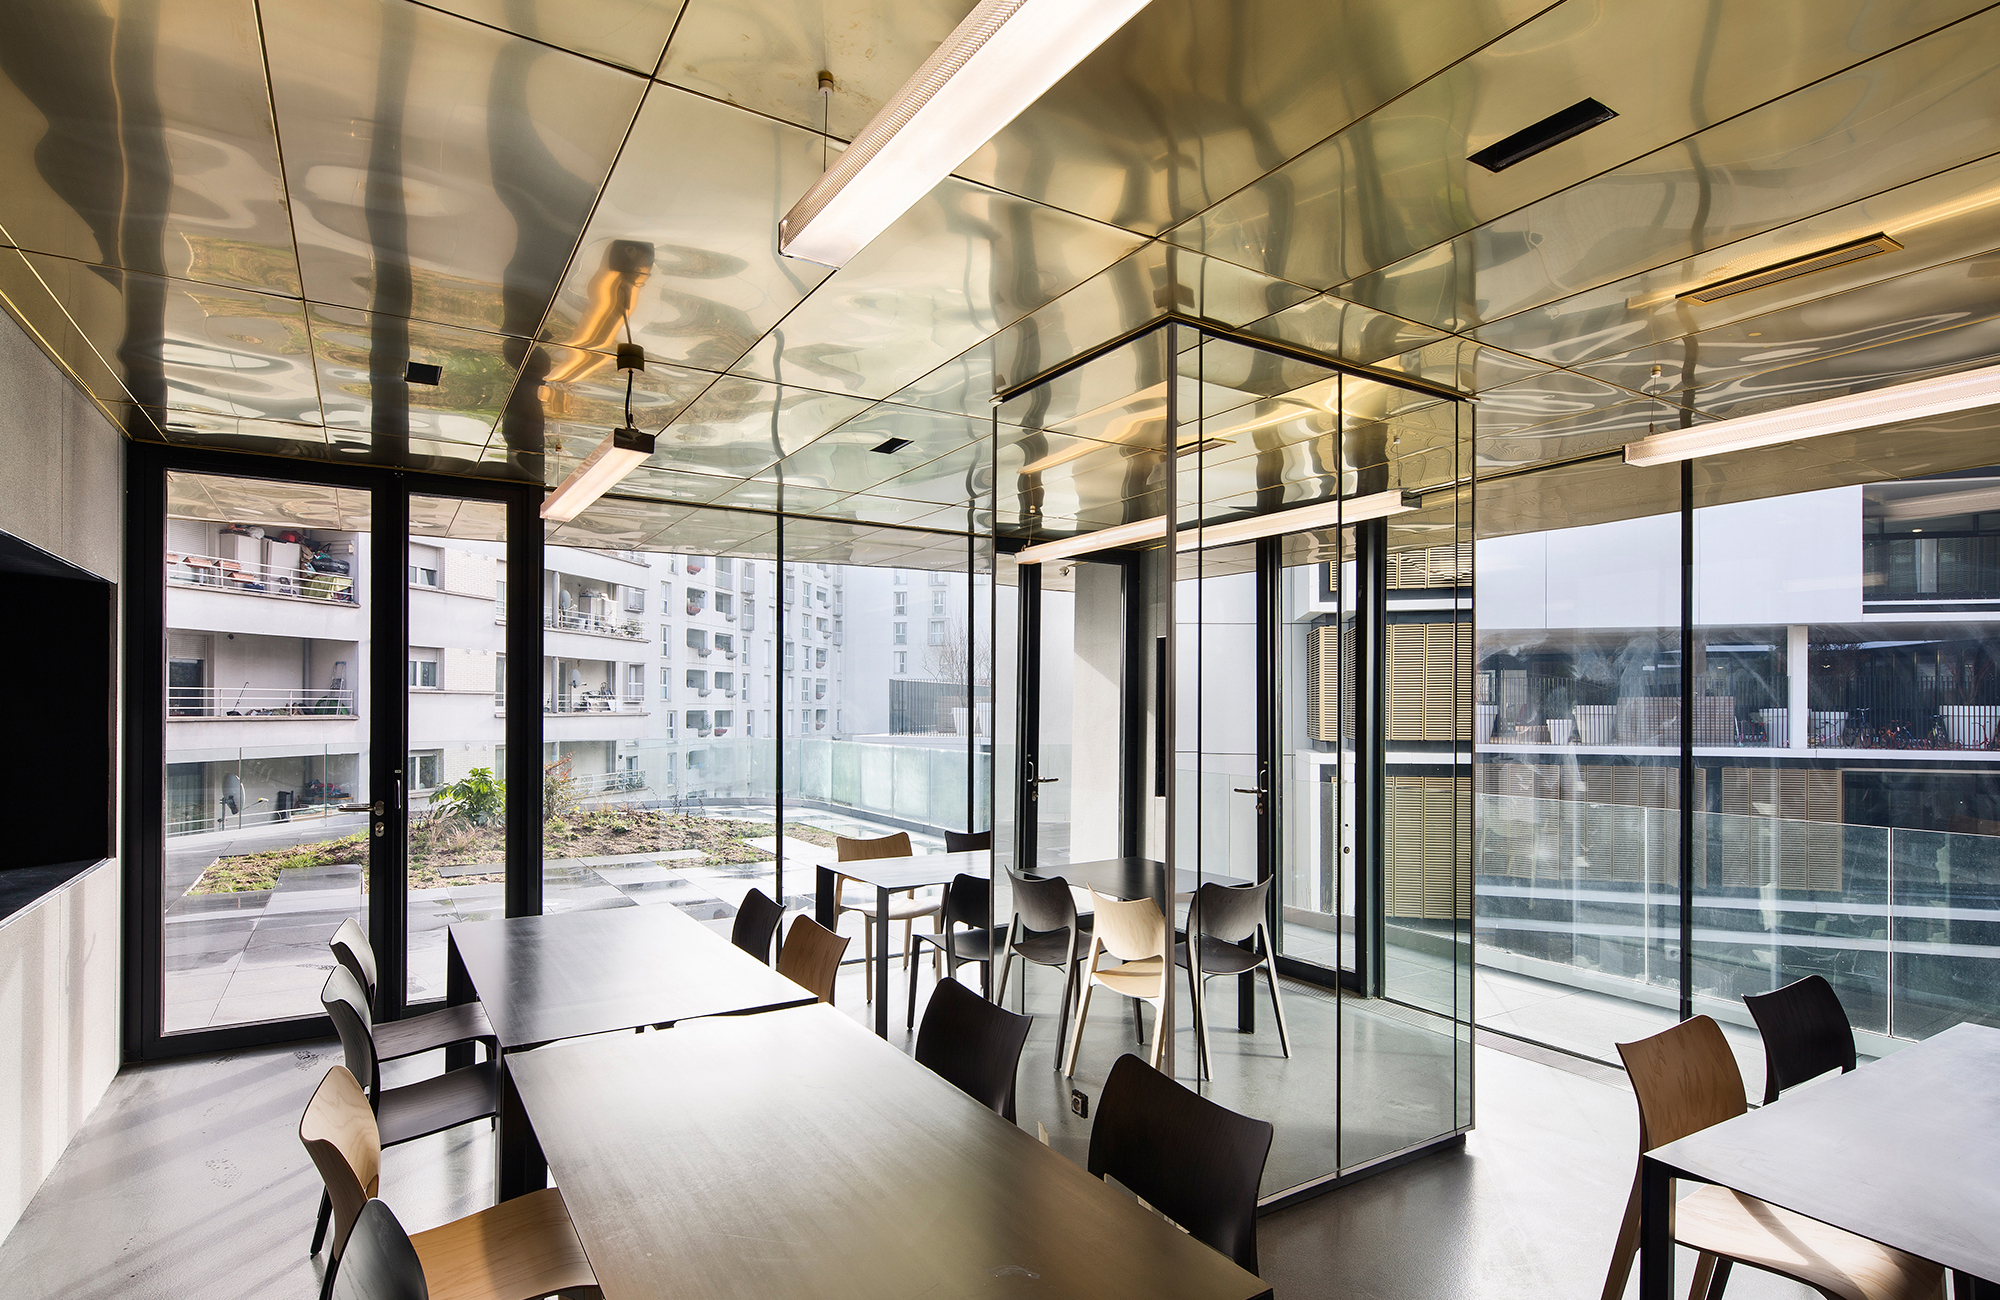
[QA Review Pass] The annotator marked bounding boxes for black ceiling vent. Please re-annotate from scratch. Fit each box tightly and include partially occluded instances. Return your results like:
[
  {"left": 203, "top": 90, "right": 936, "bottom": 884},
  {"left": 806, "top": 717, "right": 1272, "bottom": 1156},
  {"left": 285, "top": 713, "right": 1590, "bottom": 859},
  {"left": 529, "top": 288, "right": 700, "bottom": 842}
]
[
  {"left": 1469, "top": 98, "right": 1617, "bottom": 173},
  {"left": 871, "top": 437, "right": 914, "bottom": 454},
  {"left": 405, "top": 361, "right": 442, "bottom": 386}
]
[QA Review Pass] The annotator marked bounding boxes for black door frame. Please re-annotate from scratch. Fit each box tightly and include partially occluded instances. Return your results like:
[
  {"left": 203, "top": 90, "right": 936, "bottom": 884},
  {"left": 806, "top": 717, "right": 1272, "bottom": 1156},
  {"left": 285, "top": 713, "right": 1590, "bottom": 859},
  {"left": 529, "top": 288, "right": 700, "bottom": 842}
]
[{"left": 122, "top": 442, "right": 542, "bottom": 1061}]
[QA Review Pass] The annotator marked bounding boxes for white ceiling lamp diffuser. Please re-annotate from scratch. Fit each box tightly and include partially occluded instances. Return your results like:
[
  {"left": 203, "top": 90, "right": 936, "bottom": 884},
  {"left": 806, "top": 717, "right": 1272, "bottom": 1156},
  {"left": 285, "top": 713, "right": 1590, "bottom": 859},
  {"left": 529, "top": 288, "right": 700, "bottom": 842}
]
[
  {"left": 778, "top": 0, "right": 1154, "bottom": 267},
  {"left": 540, "top": 424, "right": 656, "bottom": 523},
  {"left": 1623, "top": 360, "right": 2000, "bottom": 467},
  {"left": 1013, "top": 490, "right": 1422, "bottom": 565}
]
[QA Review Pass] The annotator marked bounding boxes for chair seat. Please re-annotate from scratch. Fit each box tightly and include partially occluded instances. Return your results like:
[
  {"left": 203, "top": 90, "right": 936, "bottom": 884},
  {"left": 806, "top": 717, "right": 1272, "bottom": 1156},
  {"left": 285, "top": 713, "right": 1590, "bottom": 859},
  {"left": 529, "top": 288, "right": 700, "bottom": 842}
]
[
  {"left": 1092, "top": 956, "right": 1167, "bottom": 998},
  {"left": 408, "top": 1186, "right": 598, "bottom": 1300},
  {"left": 376, "top": 1061, "right": 500, "bottom": 1148},
  {"left": 914, "top": 925, "right": 1005, "bottom": 964},
  {"left": 837, "top": 892, "right": 940, "bottom": 922},
  {"left": 1011, "top": 924, "right": 1091, "bottom": 968},
  {"left": 1173, "top": 938, "right": 1263, "bottom": 978},
  {"left": 372, "top": 1001, "right": 497, "bottom": 1063},
  {"left": 1675, "top": 1185, "right": 1944, "bottom": 1300}
]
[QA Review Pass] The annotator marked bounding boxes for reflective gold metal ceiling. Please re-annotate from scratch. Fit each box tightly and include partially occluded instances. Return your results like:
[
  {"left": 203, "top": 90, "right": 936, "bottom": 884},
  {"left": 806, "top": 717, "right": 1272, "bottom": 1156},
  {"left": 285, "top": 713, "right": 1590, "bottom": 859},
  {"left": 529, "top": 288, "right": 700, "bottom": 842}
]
[{"left": 4, "top": 0, "right": 2000, "bottom": 548}]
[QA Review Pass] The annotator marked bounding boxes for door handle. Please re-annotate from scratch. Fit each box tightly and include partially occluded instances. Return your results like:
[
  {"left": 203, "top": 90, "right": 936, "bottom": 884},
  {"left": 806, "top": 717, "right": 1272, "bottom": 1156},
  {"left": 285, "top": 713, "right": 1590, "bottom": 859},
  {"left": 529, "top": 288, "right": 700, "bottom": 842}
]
[
  {"left": 1232, "top": 787, "right": 1265, "bottom": 795},
  {"left": 1036, "top": 777, "right": 1059, "bottom": 784},
  {"left": 337, "top": 802, "right": 375, "bottom": 813}
]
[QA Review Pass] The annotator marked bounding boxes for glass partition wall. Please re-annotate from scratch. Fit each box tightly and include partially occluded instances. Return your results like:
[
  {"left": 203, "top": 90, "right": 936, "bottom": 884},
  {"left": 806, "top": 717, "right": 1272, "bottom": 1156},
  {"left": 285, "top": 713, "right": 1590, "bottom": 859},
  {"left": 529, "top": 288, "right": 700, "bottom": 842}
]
[{"left": 998, "top": 322, "right": 1474, "bottom": 1201}]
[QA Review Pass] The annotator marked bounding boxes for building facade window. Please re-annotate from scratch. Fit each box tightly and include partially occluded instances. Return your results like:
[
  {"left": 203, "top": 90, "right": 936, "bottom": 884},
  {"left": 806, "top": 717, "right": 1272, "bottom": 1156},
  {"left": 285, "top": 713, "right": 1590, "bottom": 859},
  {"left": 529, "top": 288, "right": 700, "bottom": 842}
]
[
  {"left": 931, "top": 589, "right": 947, "bottom": 615},
  {"left": 893, "top": 591, "right": 908, "bottom": 616},
  {"left": 408, "top": 563, "right": 439, "bottom": 588},
  {"left": 894, "top": 650, "right": 907, "bottom": 674},
  {"left": 409, "top": 657, "right": 439, "bottom": 687},
  {"left": 893, "top": 621, "right": 907, "bottom": 645},
  {"left": 928, "top": 620, "right": 946, "bottom": 646}
]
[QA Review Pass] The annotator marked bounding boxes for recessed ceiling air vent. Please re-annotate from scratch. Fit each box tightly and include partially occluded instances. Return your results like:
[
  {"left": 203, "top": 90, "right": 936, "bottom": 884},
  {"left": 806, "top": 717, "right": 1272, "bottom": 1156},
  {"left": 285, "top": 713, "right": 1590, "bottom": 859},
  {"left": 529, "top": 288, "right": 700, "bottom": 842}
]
[
  {"left": 1677, "top": 234, "right": 1902, "bottom": 304},
  {"left": 405, "top": 361, "right": 442, "bottom": 385},
  {"left": 1175, "top": 437, "right": 1232, "bottom": 458},
  {"left": 1468, "top": 98, "right": 1617, "bottom": 173},
  {"left": 870, "top": 437, "right": 913, "bottom": 454}
]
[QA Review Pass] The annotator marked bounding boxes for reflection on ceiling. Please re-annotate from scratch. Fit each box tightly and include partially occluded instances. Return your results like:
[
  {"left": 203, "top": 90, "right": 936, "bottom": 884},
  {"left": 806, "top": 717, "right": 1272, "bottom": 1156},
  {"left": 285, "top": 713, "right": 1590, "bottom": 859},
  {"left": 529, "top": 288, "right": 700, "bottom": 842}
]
[{"left": 7, "top": 0, "right": 2000, "bottom": 551}]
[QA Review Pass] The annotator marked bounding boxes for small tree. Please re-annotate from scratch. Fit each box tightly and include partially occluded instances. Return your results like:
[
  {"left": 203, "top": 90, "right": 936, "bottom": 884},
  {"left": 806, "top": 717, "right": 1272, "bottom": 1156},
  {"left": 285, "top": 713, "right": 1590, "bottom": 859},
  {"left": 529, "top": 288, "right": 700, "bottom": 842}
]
[
  {"left": 432, "top": 767, "right": 504, "bottom": 826},
  {"left": 544, "top": 754, "right": 579, "bottom": 820}
]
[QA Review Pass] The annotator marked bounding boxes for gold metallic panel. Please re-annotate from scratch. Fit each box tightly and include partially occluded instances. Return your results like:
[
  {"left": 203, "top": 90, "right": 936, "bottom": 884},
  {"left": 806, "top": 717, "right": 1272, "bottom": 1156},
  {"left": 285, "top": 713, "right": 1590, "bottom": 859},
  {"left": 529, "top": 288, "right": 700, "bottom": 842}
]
[
  {"left": 598, "top": 459, "right": 741, "bottom": 505},
  {"left": 168, "top": 472, "right": 372, "bottom": 530},
  {"left": 530, "top": 343, "right": 718, "bottom": 436},
  {"left": 659, "top": 0, "right": 977, "bottom": 140},
  {"left": 1477, "top": 456, "right": 1682, "bottom": 540},
  {"left": 730, "top": 178, "right": 1145, "bottom": 400},
  {"left": 700, "top": 479, "right": 850, "bottom": 514},
  {"left": 641, "top": 374, "right": 874, "bottom": 480},
  {"left": 1173, "top": 0, "right": 1994, "bottom": 291},
  {"left": 1471, "top": 368, "right": 1655, "bottom": 438},
  {"left": 1694, "top": 404, "right": 2000, "bottom": 511},
  {"left": 547, "top": 496, "right": 696, "bottom": 551},
  {"left": 307, "top": 304, "right": 520, "bottom": 447},
  {"left": 1337, "top": 6, "right": 2000, "bottom": 332},
  {"left": 409, "top": 495, "right": 509, "bottom": 541},
  {"left": 263, "top": 0, "right": 645, "bottom": 332},
  {"left": 0, "top": 0, "right": 299, "bottom": 295},
  {"left": 0, "top": 247, "right": 143, "bottom": 418},
  {"left": 1469, "top": 152, "right": 2000, "bottom": 366},
  {"left": 544, "top": 86, "right": 833, "bottom": 374},
  {"left": 424, "top": 0, "right": 687, "bottom": 73},
  {"left": 1478, "top": 397, "right": 1712, "bottom": 476},
  {"left": 1684, "top": 319, "right": 2000, "bottom": 423},
  {"left": 853, "top": 440, "right": 991, "bottom": 507},
  {"left": 1239, "top": 297, "right": 1450, "bottom": 371},
  {"left": 961, "top": 0, "right": 1553, "bottom": 236},
  {"left": 160, "top": 410, "right": 332, "bottom": 460},
  {"left": 802, "top": 493, "right": 962, "bottom": 528}
]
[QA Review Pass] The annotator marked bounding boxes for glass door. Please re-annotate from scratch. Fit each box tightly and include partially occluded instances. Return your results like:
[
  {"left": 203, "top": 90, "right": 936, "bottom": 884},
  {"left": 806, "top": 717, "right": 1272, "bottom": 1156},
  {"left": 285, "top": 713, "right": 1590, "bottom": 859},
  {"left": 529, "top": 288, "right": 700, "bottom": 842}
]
[{"left": 1028, "top": 558, "right": 1127, "bottom": 868}]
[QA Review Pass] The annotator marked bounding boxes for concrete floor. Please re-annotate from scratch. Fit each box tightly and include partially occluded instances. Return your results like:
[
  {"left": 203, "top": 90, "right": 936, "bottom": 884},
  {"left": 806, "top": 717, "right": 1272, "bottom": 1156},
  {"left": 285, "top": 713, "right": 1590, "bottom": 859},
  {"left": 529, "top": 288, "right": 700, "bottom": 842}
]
[{"left": 0, "top": 947, "right": 1813, "bottom": 1300}]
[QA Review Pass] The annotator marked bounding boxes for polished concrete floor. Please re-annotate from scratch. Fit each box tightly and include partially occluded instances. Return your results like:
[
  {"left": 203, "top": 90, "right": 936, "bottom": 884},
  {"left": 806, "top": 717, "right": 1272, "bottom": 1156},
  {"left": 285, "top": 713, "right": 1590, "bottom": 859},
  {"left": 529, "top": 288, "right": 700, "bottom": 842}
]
[{"left": 0, "top": 952, "right": 1814, "bottom": 1299}]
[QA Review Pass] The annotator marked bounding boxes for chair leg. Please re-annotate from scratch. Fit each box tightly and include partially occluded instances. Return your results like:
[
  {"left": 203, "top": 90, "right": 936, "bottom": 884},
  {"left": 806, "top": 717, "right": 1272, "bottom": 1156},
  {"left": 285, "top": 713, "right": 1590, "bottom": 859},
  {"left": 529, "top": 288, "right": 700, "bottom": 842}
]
[
  {"left": 310, "top": 1189, "right": 332, "bottom": 1255},
  {"left": 863, "top": 917, "right": 874, "bottom": 1002},
  {"left": 1062, "top": 978, "right": 1096, "bottom": 1077},
  {"left": 1263, "top": 951, "right": 1292, "bottom": 1058},
  {"left": 1601, "top": 1173, "right": 1642, "bottom": 1300},
  {"left": 1146, "top": 997, "right": 1168, "bottom": 1070},
  {"left": 907, "top": 941, "right": 922, "bottom": 1029},
  {"left": 1695, "top": 1255, "right": 1732, "bottom": 1300},
  {"left": 1194, "top": 970, "right": 1213, "bottom": 1082},
  {"left": 318, "top": 1254, "right": 338, "bottom": 1300}
]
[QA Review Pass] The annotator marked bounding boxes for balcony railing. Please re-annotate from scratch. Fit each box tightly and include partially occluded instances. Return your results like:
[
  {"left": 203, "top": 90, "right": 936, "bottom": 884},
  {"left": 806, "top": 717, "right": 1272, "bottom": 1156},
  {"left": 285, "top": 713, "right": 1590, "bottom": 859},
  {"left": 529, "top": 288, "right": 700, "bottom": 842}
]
[
  {"left": 168, "top": 686, "right": 356, "bottom": 718},
  {"left": 544, "top": 607, "right": 646, "bottom": 640},
  {"left": 545, "top": 693, "right": 645, "bottom": 714},
  {"left": 571, "top": 768, "right": 646, "bottom": 796},
  {"left": 167, "top": 553, "right": 357, "bottom": 604}
]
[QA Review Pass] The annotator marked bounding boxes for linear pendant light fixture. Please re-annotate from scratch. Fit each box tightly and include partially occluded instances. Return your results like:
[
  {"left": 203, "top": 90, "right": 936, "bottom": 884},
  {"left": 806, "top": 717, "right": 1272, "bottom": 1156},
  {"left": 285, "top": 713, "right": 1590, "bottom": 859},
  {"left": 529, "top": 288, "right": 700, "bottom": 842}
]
[
  {"left": 541, "top": 344, "right": 655, "bottom": 523},
  {"left": 778, "top": 0, "right": 1154, "bottom": 267},
  {"left": 1014, "top": 490, "right": 1422, "bottom": 566},
  {"left": 1623, "top": 359, "right": 2000, "bottom": 467}
]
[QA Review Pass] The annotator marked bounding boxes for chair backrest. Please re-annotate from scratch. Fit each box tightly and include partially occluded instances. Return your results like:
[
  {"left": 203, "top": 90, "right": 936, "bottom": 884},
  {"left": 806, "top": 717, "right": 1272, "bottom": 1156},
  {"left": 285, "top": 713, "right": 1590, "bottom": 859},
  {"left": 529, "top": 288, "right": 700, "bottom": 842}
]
[
  {"left": 944, "top": 830, "right": 993, "bottom": 853},
  {"left": 941, "top": 873, "right": 991, "bottom": 932},
  {"left": 321, "top": 965, "right": 379, "bottom": 1094},
  {"left": 1194, "top": 879, "right": 1273, "bottom": 946},
  {"left": 729, "top": 888, "right": 785, "bottom": 966},
  {"left": 330, "top": 917, "right": 378, "bottom": 1003},
  {"left": 835, "top": 832, "right": 912, "bottom": 863},
  {"left": 914, "top": 977, "right": 1032, "bottom": 1121},
  {"left": 1615, "top": 1015, "right": 1746, "bottom": 1152},
  {"left": 777, "top": 914, "right": 849, "bottom": 1005},
  {"left": 330, "top": 1200, "right": 429, "bottom": 1300},
  {"left": 1008, "top": 869, "right": 1078, "bottom": 935},
  {"left": 1743, "top": 974, "right": 1856, "bottom": 1104},
  {"left": 300, "top": 1066, "right": 383, "bottom": 1263},
  {"left": 1089, "top": 890, "right": 1166, "bottom": 963},
  {"left": 1088, "top": 1054, "right": 1274, "bottom": 1274}
]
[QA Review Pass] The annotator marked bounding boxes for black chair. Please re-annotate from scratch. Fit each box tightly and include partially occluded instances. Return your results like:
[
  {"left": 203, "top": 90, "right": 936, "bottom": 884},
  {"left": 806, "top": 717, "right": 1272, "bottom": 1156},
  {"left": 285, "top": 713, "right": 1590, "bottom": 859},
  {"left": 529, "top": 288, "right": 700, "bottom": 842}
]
[
  {"left": 312, "top": 967, "right": 500, "bottom": 1257},
  {"left": 329, "top": 918, "right": 497, "bottom": 1066},
  {"left": 330, "top": 1200, "right": 427, "bottom": 1300},
  {"left": 914, "top": 976, "right": 1033, "bottom": 1121},
  {"left": 997, "top": 868, "right": 1093, "bottom": 1047},
  {"left": 907, "top": 874, "right": 1003, "bottom": 1027},
  {"left": 1176, "top": 879, "right": 1290, "bottom": 1080},
  {"left": 729, "top": 887, "right": 785, "bottom": 965},
  {"left": 945, "top": 829, "right": 993, "bottom": 853},
  {"left": 1744, "top": 974, "right": 1857, "bottom": 1104},
  {"left": 1088, "top": 1054, "right": 1274, "bottom": 1274}
]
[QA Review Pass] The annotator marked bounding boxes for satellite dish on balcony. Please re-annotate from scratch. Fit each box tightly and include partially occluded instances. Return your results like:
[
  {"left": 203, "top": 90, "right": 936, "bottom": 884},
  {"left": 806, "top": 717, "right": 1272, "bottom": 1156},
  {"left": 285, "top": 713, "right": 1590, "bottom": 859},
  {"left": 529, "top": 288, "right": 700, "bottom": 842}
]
[
  {"left": 569, "top": 668, "right": 581, "bottom": 689},
  {"left": 223, "top": 772, "right": 243, "bottom": 815}
]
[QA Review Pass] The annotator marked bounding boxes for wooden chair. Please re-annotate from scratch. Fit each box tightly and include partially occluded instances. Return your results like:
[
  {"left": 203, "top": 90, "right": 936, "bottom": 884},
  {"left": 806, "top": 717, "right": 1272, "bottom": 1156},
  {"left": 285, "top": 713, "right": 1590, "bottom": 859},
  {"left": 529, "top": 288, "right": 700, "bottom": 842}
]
[
  {"left": 1176, "top": 879, "right": 1290, "bottom": 1081},
  {"left": 1604, "top": 1016, "right": 1943, "bottom": 1300},
  {"left": 728, "top": 888, "right": 785, "bottom": 966},
  {"left": 832, "top": 833, "right": 939, "bottom": 1002},
  {"left": 313, "top": 968, "right": 500, "bottom": 1258},
  {"left": 302, "top": 1070, "right": 597, "bottom": 1300},
  {"left": 997, "top": 867, "right": 1093, "bottom": 1048},
  {"left": 907, "top": 873, "right": 1003, "bottom": 1027},
  {"left": 1743, "top": 974, "right": 1857, "bottom": 1104},
  {"left": 329, "top": 919, "right": 498, "bottom": 1066},
  {"left": 1063, "top": 889, "right": 1169, "bottom": 1078},
  {"left": 914, "top": 976, "right": 1032, "bottom": 1122},
  {"left": 1089, "top": 1054, "right": 1274, "bottom": 1275},
  {"left": 944, "top": 830, "right": 992, "bottom": 853},
  {"left": 777, "top": 914, "right": 849, "bottom": 1005}
]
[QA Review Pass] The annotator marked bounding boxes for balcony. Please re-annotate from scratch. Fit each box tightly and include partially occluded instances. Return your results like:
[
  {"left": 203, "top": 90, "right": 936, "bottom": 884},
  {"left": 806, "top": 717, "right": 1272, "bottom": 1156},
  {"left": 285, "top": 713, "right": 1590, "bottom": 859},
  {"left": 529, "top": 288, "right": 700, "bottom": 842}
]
[
  {"left": 169, "top": 686, "right": 355, "bottom": 718},
  {"left": 545, "top": 692, "right": 646, "bottom": 714},
  {"left": 544, "top": 607, "right": 646, "bottom": 641},
  {"left": 167, "top": 552, "right": 356, "bottom": 604},
  {"left": 572, "top": 768, "right": 646, "bottom": 796}
]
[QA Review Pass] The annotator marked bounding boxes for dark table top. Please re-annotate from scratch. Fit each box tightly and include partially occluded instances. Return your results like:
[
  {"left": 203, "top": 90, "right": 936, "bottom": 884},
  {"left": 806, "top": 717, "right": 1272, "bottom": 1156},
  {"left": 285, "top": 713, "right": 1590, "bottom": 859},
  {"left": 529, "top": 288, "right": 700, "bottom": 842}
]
[
  {"left": 506, "top": 1004, "right": 1273, "bottom": 1300},
  {"left": 449, "top": 904, "right": 815, "bottom": 1049},
  {"left": 826, "top": 848, "right": 990, "bottom": 892},
  {"left": 1652, "top": 1021, "right": 2000, "bottom": 1279},
  {"left": 1019, "top": 857, "right": 1249, "bottom": 903}
]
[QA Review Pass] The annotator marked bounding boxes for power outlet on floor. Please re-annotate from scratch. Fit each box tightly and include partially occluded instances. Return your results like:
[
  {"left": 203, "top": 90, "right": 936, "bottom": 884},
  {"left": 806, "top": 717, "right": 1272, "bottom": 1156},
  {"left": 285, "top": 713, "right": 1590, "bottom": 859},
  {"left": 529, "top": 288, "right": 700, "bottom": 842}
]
[{"left": 1070, "top": 1089, "right": 1089, "bottom": 1118}]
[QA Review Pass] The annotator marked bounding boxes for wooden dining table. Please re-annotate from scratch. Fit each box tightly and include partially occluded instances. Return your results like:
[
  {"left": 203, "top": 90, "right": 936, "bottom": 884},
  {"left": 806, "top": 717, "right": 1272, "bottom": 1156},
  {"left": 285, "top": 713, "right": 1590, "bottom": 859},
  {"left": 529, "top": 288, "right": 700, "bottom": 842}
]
[
  {"left": 445, "top": 903, "right": 817, "bottom": 1197},
  {"left": 1639, "top": 1021, "right": 2000, "bottom": 1300},
  {"left": 505, "top": 1002, "right": 1275, "bottom": 1300},
  {"left": 813, "top": 847, "right": 991, "bottom": 1038}
]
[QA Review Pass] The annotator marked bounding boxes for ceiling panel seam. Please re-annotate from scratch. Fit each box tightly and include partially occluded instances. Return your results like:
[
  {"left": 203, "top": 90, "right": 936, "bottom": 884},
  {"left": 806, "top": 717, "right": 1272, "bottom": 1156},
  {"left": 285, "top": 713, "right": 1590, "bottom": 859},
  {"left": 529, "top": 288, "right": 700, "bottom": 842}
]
[{"left": 247, "top": 0, "right": 320, "bottom": 433}]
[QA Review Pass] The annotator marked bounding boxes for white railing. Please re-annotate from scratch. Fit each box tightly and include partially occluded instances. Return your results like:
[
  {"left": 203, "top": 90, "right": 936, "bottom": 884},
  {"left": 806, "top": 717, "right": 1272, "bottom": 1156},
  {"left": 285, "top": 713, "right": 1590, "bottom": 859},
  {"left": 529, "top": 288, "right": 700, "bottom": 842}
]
[
  {"left": 572, "top": 768, "right": 647, "bottom": 796},
  {"left": 544, "top": 608, "right": 646, "bottom": 640},
  {"left": 169, "top": 686, "right": 356, "bottom": 717},
  {"left": 545, "top": 693, "right": 645, "bottom": 714},
  {"left": 167, "top": 554, "right": 357, "bottom": 604}
]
